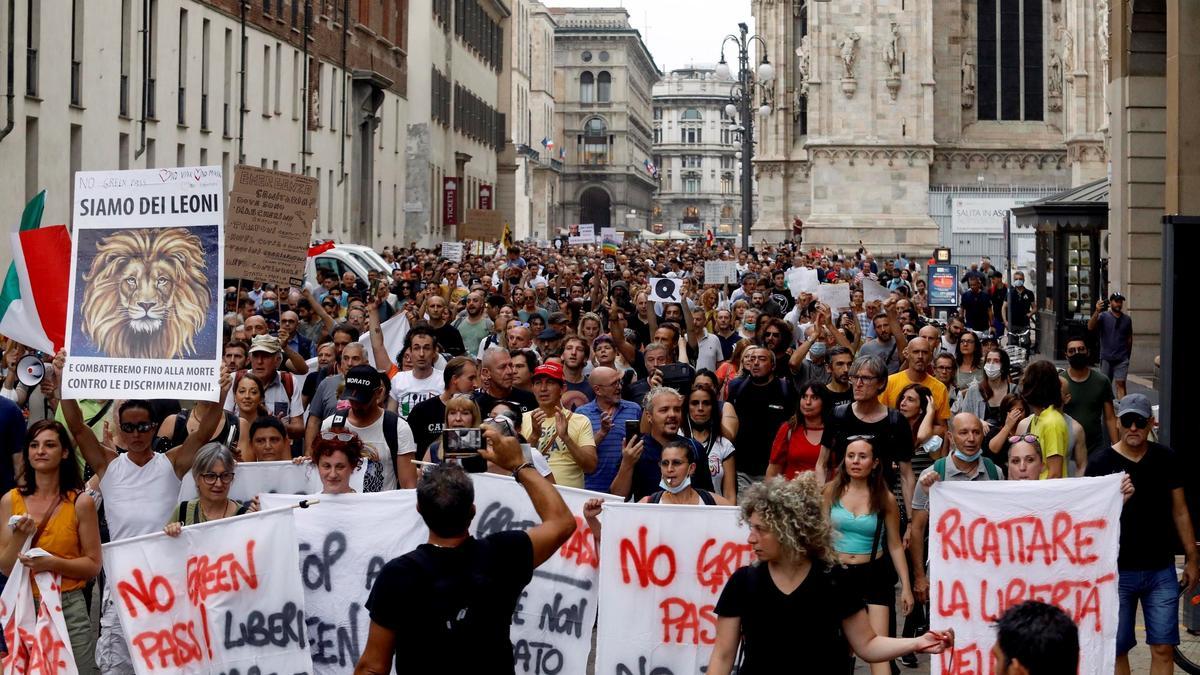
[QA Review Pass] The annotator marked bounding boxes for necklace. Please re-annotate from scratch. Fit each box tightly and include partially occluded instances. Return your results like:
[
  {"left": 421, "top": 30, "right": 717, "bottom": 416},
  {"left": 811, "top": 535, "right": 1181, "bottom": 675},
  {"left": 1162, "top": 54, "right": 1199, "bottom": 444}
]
[{"left": 200, "top": 500, "right": 229, "bottom": 522}]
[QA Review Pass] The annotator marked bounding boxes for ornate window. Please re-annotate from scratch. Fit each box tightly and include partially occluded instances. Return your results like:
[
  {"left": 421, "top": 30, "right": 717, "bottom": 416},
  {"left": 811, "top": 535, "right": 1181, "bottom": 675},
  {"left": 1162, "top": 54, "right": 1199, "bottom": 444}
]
[
  {"left": 581, "top": 117, "right": 608, "bottom": 165},
  {"left": 682, "top": 108, "right": 702, "bottom": 121},
  {"left": 580, "top": 71, "right": 594, "bottom": 103},
  {"left": 597, "top": 72, "right": 611, "bottom": 102},
  {"left": 977, "top": 0, "right": 1043, "bottom": 121}
]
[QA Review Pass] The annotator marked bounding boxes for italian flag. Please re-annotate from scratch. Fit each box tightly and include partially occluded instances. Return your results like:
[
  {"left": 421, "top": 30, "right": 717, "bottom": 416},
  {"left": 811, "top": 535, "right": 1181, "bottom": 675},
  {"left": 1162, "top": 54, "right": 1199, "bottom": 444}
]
[{"left": 0, "top": 191, "right": 71, "bottom": 353}]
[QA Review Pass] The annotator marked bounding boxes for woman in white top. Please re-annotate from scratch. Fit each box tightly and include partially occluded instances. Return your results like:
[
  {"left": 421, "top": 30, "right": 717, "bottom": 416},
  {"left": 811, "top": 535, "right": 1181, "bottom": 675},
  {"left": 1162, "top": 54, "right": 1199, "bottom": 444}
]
[{"left": 683, "top": 385, "right": 736, "bottom": 500}]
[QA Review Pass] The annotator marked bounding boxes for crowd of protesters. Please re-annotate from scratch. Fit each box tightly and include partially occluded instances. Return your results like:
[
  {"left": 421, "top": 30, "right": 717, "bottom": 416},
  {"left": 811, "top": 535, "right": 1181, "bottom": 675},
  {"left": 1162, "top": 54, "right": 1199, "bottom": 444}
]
[{"left": 0, "top": 235, "right": 1192, "bottom": 674}]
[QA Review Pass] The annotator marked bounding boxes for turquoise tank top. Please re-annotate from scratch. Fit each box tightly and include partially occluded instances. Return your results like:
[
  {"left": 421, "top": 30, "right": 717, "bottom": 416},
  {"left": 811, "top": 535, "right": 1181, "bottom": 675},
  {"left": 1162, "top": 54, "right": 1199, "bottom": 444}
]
[{"left": 831, "top": 501, "right": 881, "bottom": 555}]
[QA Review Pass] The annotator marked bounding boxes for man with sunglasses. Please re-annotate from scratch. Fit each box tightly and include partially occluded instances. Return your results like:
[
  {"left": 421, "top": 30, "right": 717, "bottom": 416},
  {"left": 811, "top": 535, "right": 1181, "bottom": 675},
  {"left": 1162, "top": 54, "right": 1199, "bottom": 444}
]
[{"left": 1085, "top": 393, "right": 1198, "bottom": 675}]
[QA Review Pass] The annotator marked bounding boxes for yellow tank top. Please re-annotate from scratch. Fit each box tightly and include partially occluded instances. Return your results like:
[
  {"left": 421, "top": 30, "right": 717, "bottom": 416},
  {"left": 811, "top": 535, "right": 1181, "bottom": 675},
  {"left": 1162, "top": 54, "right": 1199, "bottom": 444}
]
[{"left": 10, "top": 489, "right": 86, "bottom": 593}]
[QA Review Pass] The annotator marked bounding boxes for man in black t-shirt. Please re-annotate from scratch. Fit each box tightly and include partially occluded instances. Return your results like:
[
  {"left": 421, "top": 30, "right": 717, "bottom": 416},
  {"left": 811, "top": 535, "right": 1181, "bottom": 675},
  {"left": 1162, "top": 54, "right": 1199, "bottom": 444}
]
[
  {"left": 1085, "top": 394, "right": 1198, "bottom": 674},
  {"left": 728, "top": 346, "right": 797, "bottom": 489},
  {"left": 958, "top": 276, "right": 993, "bottom": 333},
  {"left": 357, "top": 429, "right": 576, "bottom": 675},
  {"left": 473, "top": 348, "right": 538, "bottom": 416}
]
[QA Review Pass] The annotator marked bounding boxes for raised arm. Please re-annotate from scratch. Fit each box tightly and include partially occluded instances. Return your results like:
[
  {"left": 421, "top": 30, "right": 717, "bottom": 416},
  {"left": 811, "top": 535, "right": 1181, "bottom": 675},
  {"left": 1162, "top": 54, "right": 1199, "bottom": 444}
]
[
  {"left": 53, "top": 351, "right": 115, "bottom": 477},
  {"left": 303, "top": 287, "right": 336, "bottom": 341},
  {"left": 480, "top": 427, "right": 576, "bottom": 567},
  {"left": 367, "top": 297, "right": 395, "bottom": 373},
  {"left": 166, "top": 373, "right": 229, "bottom": 479}
]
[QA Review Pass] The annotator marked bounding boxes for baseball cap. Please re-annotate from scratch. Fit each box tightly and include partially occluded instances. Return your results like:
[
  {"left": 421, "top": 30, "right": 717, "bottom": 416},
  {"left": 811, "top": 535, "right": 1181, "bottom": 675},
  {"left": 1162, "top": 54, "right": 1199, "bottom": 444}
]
[
  {"left": 547, "top": 312, "right": 570, "bottom": 326},
  {"left": 537, "top": 327, "right": 565, "bottom": 341},
  {"left": 1109, "top": 291, "right": 1126, "bottom": 302},
  {"left": 248, "top": 335, "right": 283, "bottom": 355},
  {"left": 531, "top": 362, "right": 565, "bottom": 383},
  {"left": 1115, "top": 393, "right": 1152, "bottom": 419},
  {"left": 342, "top": 365, "right": 382, "bottom": 403}
]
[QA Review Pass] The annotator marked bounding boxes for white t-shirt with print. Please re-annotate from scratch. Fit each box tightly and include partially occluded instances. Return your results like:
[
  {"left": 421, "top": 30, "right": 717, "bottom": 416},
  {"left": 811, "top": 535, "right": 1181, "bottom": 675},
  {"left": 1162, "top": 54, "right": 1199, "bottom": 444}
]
[
  {"left": 706, "top": 436, "right": 736, "bottom": 499},
  {"left": 321, "top": 411, "right": 416, "bottom": 492},
  {"left": 388, "top": 369, "right": 445, "bottom": 418}
]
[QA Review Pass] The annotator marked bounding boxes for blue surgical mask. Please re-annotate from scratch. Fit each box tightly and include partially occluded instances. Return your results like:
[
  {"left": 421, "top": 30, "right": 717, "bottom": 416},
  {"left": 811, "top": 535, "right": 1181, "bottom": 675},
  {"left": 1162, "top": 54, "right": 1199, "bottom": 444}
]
[
  {"left": 953, "top": 447, "right": 982, "bottom": 463},
  {"left": 744, "top": 322, "right": 756, "bottom": 332},
  {"left": 1013, "top": 279, "right": 1025, "bottom": 288},
  {"left": 921, "top": 436, "right": 944, "bottom": 454},
  {"left": 659, "top": 476, "right": 691, "bottom": 495},
  {"left": 810, "top": 342, "right": 827, "bottom": 358},
  {"left": 261, "top": 300, "right": 278, "bottom": 312}
]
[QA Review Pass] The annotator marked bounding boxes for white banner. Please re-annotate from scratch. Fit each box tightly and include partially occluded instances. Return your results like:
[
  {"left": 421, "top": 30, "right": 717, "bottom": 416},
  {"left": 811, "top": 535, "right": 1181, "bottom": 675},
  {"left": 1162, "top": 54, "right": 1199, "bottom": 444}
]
[
  {"left": 441, "top": 242, "right": 464, "bottom": 263},
  {"left": 929, "top": 475, "right": 1123, "bottom": 674},
  {"left": 102, "top": 507, "right": 312, "bottom": 675},
  {"left": 568, "top": 224, "right": 596, "bottom": 246},
  {"left": 814, "top": 282, "right": 851, "bottom": 309},
  {"left": 703, "top": 261, "right": 738, "bottom": 285},
  {"left": 595, "top": 502, "right": 749, "bottom": 675},
  {"left": 0, "top": 543, "right": 79, "bottom": 675},
  {"left": 950, "top": 197, "right": 1017, "bottom": 234},
  {"left": 787, "top": 267, "right": 820, "bottom": 297},
  {"left": 177, "top": 460, "right": 364, "bottom": 502},
  {"left": 469, "top": 473, "right": 619, "bottom": 675},
  {"left": 259, "top": 491, "right": 426, "bottom": 674},
  {"left": 65, "top": 167, "right": 225, "bottom": 401}
]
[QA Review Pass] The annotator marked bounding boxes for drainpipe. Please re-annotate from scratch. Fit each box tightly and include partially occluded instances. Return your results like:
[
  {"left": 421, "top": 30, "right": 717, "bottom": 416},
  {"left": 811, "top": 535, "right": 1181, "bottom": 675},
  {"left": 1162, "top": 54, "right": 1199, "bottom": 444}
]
[
  {"left": 134, "top": 0, "right": 149, "bottom": 158},
  {"left": 300, "top": 0, "right": 310, "bottom": 172},
  {"left": 337, "top": 0, "right": 347, "bottom": 184},
  {"left": 238, "top": 0, "right": 247, "bottom": 163}
]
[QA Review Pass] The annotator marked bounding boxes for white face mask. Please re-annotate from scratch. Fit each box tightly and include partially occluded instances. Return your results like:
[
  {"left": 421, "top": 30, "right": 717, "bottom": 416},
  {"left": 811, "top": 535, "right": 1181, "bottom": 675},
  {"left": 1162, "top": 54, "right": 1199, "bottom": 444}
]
[
  {"left": 1013, "top": 279, "right": 1025, "bottom": 288},
  {"left": 984, "top": 364, "right": 1002, "bottom": 380}
]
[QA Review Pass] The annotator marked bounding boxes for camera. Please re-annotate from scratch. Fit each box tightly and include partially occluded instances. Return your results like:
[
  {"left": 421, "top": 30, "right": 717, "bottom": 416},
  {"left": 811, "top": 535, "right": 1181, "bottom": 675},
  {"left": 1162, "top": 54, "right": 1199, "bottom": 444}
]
[
  {"left": 442, "top": 428, "right": 484, "bottom": 460},
  {"left": 657, "top": 363, "right": 695, "bottom": 393}
]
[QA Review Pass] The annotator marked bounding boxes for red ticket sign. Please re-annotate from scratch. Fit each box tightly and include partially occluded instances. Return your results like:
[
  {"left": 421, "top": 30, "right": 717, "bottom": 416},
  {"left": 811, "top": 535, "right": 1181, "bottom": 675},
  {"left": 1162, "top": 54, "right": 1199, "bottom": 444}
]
[
  {"left": 928, "top": 475, "right": 1123, "bottom": 675},
  {"left": 443, "top": 177, "right": 459, "bottom": 226}
]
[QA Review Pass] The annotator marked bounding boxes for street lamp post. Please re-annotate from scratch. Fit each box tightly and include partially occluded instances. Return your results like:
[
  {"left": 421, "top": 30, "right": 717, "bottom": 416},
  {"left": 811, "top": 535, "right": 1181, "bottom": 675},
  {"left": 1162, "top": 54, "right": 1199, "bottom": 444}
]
[{"left": 717, "top": 23, "right": 773, "bottom": 251}]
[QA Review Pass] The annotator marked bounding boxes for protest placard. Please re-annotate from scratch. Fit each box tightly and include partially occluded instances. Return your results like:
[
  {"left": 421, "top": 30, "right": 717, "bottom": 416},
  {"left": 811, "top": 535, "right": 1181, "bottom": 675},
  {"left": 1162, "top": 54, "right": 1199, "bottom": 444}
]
[
  {"left": 469, "top": 473, "right": 619, "bottom": 675},
  {"left": 862, "top": 277, "right": 892, "bottom": 304},
  {"left": 599, "top": 226, "right": 616, "bottom": 241},
  {"left": 0, "top": 542, "right": 79, "bottom": 675},
  {"left": 225, "top": 165, "right": 318, "bottom": 287},
  {"left": 814, "top": 282, "right": 851, "bottom": 309},
  {"left": 929, "top": 475, "right": 1123, "bottom": 674},
  {"left": 787, "top": 266, "right": 820, "bottom": 297},
  {"left": 64, "top": 167, "right": 224, "bottom": 401},
  {"left": 568, "top": 223, "right": 596, "bottom": 246},
  {"left": 703, "top": 261, "right": 738, "bottom": 285},
  {"left": 102, "top": 507, "right": 313, "bottom": 675},
  {"left": 177, "top": 460, "right": 364, "bottom": 502},
  {"left": 595, "top": 502, "right": 749, "bottom": 675},
  {"left": 459, "top": 209, "right": 504, "bottom": 242},
  {"left": 441, "top": 241, "right": 465, "bottom": 262},
  {"left": 259, "top": 491, "right": 426, "bottom": 674}
]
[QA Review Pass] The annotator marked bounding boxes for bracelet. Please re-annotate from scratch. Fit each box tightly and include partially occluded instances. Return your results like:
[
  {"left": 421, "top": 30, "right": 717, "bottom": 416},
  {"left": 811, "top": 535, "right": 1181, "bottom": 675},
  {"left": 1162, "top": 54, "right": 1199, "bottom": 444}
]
[{"left": 511, "top": 462, "right": 536, "bottom": 482}]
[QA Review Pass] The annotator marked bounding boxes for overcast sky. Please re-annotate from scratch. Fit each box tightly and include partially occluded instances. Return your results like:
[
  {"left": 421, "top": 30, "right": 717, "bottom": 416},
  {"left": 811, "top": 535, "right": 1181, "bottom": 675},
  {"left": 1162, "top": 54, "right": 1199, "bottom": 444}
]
[{"left": 548, "top": 0, "right": 757, "bottom": 74}]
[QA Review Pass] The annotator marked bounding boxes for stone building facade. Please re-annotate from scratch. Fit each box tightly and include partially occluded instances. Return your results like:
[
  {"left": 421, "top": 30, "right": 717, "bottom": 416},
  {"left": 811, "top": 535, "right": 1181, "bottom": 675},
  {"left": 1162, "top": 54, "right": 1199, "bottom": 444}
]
[
  {"left": 1, "top": 0, "right": 408, "bottom": 254},
  {"left": 751, "top": 0, "right": 1107, "bottom": 252},
  {"left": 551, "top": 7, "right": 660, "bottom": 234},
  {"left": 404, "top": 0, "right": 509, "bottom": 247},
  {"left": 496, "top": 0, "right": 560, "bottom": 241},
  {"left": 651, "top": 66, "right": 742, "bottom": 239}
]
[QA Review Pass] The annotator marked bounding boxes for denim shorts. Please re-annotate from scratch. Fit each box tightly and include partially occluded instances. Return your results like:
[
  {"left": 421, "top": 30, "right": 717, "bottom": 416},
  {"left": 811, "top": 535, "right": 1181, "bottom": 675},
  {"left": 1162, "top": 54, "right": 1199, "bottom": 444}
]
[
  {"left": 1101, "top": 357, "right": 1130, "bottom": 383},
  {"left": 1116, "top": 566, "right": 1179, "bottom": 654}
]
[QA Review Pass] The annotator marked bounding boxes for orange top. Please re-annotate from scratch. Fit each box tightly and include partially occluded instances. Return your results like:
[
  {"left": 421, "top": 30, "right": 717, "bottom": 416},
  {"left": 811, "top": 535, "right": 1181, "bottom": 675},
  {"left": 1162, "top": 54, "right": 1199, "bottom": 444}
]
[{"left": 10, "top": 490, "right": 87, "bottom": 593}]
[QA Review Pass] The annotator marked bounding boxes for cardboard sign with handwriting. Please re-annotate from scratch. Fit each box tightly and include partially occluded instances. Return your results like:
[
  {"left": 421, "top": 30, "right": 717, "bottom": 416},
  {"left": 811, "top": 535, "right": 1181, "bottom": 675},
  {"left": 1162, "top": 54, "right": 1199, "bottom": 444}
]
[{"left": 226, "top": 165, "right": 319, "bottom": 287}]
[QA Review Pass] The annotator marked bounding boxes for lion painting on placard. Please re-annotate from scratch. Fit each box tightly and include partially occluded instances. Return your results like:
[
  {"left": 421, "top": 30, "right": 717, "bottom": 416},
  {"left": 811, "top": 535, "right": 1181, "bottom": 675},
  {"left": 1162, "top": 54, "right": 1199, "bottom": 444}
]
[{"left": 80, "top": 227, "right": 210, "bottom": 360}]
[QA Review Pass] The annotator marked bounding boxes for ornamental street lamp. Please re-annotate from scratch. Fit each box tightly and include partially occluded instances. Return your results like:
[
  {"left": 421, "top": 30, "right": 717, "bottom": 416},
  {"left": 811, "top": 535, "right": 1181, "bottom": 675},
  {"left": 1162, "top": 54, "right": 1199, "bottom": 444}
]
[{"left": 716, "top": 23, "right": 774, "bottom": 250}]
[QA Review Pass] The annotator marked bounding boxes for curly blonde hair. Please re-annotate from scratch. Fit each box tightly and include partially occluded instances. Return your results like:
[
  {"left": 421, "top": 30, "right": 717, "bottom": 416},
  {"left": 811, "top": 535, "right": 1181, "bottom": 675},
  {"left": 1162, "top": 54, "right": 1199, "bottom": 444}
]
[{"left": 739, "top": 474, "right": 836, "bottom": 566}]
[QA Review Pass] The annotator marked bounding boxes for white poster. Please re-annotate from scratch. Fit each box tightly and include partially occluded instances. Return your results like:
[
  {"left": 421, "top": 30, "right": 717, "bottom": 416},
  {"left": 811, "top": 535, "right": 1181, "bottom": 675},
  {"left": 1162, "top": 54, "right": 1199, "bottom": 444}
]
[
  {"left": 258, "top": 491, "right": 425, "bottom": 675},
  {"left": 595, "top": 502, "right": 749, "bottom": 675},
  {"left": 929, "top": 475, "right": 1123, "bottom": 675},
  {"left": 102, "top": 508, "right": 313, "bottom": 675},
  {"left": 64, "top": 167, "right": 225, "bottom": 401},
  {"left": 862, "top": 277, "right": 892, "bottom": 304},
  {"left": 568, "top": 223, "right": 596, "bottom": 246},
  {"left": 703, "top": 261, "right": 738, "bottom": 285},
  {"left": 0, "top": 543, "right": 79, "bottom": 675},
  {"left": 787, "top": 267, "right": 820, "bottom": 297},
  {"left": 599, "top": 227, "right": 617, "bottom": 241},
  {"left": 469, "top": 473, "right": 619, "bottom": 675},
  {"left": 951, "top": 197, "right": 1018, "bottom": 234},
  {"left": 441, "top": 242, "right": 465, "bottom": 263},
  {"left": 177, "top": 460, "right": 364, "bottom": 502},
  {"left": 814, "top": 282, "right": 851, "bottom": 309}
]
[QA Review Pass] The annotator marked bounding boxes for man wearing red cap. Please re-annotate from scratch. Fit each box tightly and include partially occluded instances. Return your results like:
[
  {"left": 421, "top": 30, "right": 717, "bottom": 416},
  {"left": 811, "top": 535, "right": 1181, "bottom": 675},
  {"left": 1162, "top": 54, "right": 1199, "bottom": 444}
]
[{"left": 520, "top": 362, "right": 597, "bottom": 488}]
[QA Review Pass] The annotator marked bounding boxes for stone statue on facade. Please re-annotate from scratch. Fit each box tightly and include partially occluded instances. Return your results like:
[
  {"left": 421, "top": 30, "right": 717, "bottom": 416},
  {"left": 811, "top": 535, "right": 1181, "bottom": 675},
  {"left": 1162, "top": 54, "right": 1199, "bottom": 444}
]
[
  {"left": 961, "top": 49, "right": 976, "bottom": 109},
  {"left": 1047, "top": 51, "right": 1064, "bottom": 111},
  {"left": 1058, "top": 26, "right": 1075, "bottom": 82},
  {"left": 1097, "top": 0, "right": 1111, "bottom": 84},
  {"left": 884, "top": 22, "right": 902, "bottom": 100},
  {"left": 838, "top": 31, "right": 860, "bottom": 97},
  {"left": 795, "top": 35, "right": 811, "bottom": 97}
]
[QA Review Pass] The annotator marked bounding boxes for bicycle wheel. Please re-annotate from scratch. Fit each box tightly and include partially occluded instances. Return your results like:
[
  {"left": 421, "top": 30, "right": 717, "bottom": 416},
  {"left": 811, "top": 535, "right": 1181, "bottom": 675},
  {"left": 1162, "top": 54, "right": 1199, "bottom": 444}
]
[{"left": 1177, "top": 583, "right": 1200, "bottom": 674}]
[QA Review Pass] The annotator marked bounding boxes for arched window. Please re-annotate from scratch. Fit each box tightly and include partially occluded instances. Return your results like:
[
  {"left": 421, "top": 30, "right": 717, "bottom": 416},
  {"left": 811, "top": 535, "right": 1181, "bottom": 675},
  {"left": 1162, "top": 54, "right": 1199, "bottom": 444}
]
[
  {"left": 580, "top": 71, "right": 594, "bottom": 103},
  {"left": 597, "top": 72, "right": 612, "bottom": 102},
  {"left": 682, "top": 108, "right": 702, "bottom": 121},
  {"left": 581, "top": 117, "right": 608, "bottom": 165},
  {"left": 584, "top": 118, "right": 606, "bottom": 136}
]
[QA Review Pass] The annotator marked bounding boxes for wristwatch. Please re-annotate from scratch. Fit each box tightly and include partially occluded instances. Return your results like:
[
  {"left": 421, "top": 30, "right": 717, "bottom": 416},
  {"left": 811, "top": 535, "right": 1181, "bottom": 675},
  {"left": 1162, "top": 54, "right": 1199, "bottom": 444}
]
[{"left": 512, "top": 462, "right": 536, "bottom": 481}]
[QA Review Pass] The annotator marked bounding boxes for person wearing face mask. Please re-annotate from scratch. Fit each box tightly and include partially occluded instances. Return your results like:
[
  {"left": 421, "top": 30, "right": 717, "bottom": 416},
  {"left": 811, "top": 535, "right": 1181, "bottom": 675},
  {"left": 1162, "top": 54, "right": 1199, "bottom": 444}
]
[
  {"left": 1061, "top": 336, "right": 1120, "bottom": 456},
  {"left": 952, "top": 347, "right": 1015, "bottom": 434},
  {"left": 638, "top": 440, "right": 732, "bottom": 505},
  {"left": 737, "top": 308, "right": 760, "bottom": 342},
  {"left": 1002, "top": 270, "right": 1035, "bottom": 336},
  {"left": 1088, "top": 292, "right": 1132, "bottom": 398}
]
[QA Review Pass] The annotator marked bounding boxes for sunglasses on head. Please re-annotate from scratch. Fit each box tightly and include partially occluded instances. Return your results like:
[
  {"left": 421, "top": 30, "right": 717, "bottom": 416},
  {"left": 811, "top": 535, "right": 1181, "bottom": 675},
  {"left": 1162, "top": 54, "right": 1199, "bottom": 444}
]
[
  {"left": 320, "top": 430, "right": 358, "bottom": 442},
  {"left": 119, "top": 421, "right": 157, "bottom": 433},
  {"left": 1007, "top": 434, "right": 1041, "bottom": 447},
  {"left": 1119, "top": 414, "right": 1149, "bottom": 430}
]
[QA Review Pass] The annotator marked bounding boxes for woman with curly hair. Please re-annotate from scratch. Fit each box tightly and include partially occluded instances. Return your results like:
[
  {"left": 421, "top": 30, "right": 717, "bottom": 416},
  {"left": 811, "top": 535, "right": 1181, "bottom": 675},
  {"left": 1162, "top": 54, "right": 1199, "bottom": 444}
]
[{"left": 707, "top": 475, "right": 953, "bottom": 674}]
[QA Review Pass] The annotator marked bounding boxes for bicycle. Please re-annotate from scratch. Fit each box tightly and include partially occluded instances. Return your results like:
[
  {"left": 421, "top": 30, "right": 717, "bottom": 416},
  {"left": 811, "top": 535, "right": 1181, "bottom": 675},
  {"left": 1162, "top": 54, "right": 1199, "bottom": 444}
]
[{"left": 1177, "top": 575, "right": 1200, "bottom": 673}]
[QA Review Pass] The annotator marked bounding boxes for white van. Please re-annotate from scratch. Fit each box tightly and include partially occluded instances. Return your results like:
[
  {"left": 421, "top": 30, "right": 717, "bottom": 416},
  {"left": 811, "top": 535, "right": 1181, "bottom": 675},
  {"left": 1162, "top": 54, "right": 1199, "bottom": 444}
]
[{"left": 305, "top": 246, "right": 375, "bottom": 290}]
